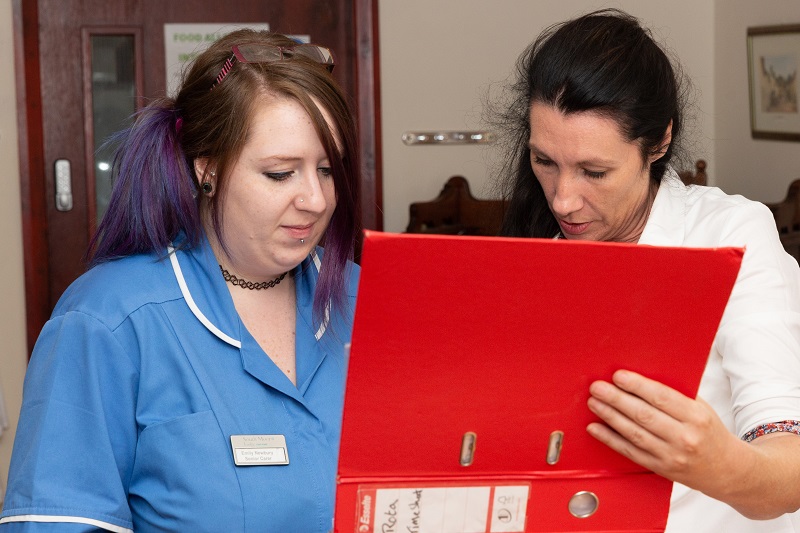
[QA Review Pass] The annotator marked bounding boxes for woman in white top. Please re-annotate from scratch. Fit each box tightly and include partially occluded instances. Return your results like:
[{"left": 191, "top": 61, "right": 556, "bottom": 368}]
[{"left": 496, "top": 9, "right": 800, "bottom": 532}]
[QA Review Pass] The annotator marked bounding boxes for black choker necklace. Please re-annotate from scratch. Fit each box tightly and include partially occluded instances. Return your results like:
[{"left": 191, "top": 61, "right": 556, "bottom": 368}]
[{"left": 219, "top": 265, "right": 287, "bottom": 290}]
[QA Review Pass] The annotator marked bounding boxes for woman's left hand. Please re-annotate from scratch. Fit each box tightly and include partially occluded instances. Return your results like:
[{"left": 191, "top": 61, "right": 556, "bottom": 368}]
[{"left": 586, "top": 369, "right": 746, "bottom": 496}]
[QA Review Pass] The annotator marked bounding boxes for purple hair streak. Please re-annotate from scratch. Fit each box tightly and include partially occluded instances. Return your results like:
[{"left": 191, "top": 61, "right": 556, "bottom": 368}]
[{"left": 88, "top": 102, "right": 201, "bottom": 265}]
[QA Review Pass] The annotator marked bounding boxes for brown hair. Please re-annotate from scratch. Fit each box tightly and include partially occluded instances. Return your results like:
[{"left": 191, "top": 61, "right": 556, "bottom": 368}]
[{"left": 176, "top": 29, "right": 361, "bottom": 324}]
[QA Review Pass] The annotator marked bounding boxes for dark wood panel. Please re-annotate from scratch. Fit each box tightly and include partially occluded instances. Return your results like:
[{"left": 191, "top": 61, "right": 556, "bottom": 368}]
[
  {"left": 13, "top": 0, "right": 49, "bottom": 355},
  {"left": 355, "top": 0, "right": 382, "bottom": 232},
  {"left": 38, "top": 1, "right": 94, "bottom": 301}
]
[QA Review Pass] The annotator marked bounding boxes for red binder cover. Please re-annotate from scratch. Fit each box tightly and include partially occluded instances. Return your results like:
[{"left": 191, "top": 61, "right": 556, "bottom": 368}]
[{"left": 335, "top": 231, "right": 743, "bottom": 533}]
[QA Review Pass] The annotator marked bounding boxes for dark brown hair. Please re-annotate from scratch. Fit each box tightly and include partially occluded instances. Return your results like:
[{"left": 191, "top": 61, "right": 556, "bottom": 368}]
[{"left": 496, "top": 9, "right": 687, "bottom": 238}]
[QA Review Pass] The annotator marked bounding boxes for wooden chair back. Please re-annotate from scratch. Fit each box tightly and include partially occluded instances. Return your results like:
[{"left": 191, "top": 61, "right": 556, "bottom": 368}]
[
  {"left": 405, "top": 176, "right": 506, "bottom": 236},
  {"left": 678, "top": 159, "right": 707, "bottom": 186},
  {"left": 766, "top": 179, "right": 800, "bottom": 261}
]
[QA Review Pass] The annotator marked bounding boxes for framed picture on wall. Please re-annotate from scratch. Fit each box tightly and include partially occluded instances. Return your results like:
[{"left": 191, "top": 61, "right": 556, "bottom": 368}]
[{"left": 747, "top": 24, "right": 800, "bottom": 141}]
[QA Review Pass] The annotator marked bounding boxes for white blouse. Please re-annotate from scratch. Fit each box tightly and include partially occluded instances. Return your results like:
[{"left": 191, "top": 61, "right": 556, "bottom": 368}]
[{"left": 640, "top": 171, "right": 800, "bottom": 533}]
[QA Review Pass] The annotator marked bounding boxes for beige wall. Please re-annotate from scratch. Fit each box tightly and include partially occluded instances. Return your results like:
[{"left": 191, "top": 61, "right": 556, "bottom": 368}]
[
  {"left": 0, "top": 0, "right": 29, "bottom": 499},
  {"left": 714, "top": 0, "right": 800, "bottom": 203}
]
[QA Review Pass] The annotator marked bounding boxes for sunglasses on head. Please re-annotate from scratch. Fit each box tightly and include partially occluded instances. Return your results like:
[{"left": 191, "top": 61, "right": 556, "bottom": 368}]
[{"left": 210, "top": 43, "right": 335, "bottom": 90}]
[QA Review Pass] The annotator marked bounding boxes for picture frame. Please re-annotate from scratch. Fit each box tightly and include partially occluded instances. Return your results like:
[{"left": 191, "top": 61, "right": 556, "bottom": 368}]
[{"left": 747, "top": 24, "right": 800, "bottom": 141}]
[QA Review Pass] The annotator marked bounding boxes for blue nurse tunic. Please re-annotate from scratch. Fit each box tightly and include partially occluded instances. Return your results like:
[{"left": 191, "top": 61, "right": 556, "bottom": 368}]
[{"left": 0, "top": 235, "right": 358, "bottom": 532}]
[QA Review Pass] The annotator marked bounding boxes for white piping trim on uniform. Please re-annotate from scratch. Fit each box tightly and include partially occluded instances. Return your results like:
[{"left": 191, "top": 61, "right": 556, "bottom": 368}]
[
  {"left": 168, "top": 246, "right": 241, "bottom": 348},
  {"left": 0, "top": 514, "right": 133, "bottom": 533},
  {"left": 311, "top": 252, "right": 329, "bottom": 341}
]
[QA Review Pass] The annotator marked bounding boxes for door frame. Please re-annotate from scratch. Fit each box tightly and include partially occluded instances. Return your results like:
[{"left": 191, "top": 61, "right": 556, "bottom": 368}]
[{"left": 12, "top": 0, "right": 383, "bottom": 354}]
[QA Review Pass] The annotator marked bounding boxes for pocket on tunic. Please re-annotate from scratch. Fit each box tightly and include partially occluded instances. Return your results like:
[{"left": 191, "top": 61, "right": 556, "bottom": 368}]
[{"left": 129, "top": 409, "right": 243, "bottom": 532}]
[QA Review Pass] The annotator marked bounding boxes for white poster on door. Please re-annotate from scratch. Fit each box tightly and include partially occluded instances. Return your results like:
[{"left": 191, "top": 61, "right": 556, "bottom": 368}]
[{"left": 164, "top": 23, "right": 272, "bottom": 97}]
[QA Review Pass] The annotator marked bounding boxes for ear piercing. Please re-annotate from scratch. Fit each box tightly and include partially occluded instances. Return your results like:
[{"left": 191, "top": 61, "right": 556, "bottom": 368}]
[{"left": 202, "top": 170, "right": 216, "bottom": 195}]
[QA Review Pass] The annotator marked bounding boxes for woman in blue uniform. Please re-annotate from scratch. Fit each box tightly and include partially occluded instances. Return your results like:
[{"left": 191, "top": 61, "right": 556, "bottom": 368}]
[{"left": 0, "top": 29, "right": 360, "bottom": 532}]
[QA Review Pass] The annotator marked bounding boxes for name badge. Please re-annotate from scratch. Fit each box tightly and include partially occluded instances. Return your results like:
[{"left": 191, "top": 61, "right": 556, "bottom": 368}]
[{"left": 230, "top": 435, "right": 289, "bottom": 466}]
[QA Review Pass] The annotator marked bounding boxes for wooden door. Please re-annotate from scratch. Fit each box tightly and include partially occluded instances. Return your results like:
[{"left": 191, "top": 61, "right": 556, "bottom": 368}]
[{"left": 13, "top": 0, "right": 381, "bottom": 353}]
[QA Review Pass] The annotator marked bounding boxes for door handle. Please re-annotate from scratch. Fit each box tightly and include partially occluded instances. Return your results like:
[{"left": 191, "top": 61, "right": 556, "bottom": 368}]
[{"left": 54, "top": 158, "right": 73, "bottom": 211}]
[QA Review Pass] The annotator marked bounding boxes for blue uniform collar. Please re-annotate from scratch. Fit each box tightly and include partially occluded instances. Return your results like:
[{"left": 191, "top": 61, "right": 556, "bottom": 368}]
[{"left": 167, "top": 234, "right": 330, "bottom": 401}]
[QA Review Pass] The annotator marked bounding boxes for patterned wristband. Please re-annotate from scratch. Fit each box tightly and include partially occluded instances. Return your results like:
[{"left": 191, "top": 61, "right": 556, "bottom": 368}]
[{"left": 742, "top": 420, "right": 800, "bottom": 442}]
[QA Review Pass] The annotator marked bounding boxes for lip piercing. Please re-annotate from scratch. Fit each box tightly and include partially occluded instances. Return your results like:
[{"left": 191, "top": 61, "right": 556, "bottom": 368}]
[{"left": 300, "top": 239, "right": 305, "bottom": 244}]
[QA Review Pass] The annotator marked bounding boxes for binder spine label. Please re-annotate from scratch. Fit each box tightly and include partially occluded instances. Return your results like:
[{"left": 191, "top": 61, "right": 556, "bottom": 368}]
[{"left": 354, "top": 483, "right": 529, "bottom": 533}]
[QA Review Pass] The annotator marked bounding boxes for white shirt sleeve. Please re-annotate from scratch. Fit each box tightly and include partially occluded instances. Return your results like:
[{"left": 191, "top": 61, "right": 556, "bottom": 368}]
[{"left": 707, "top": 200, "right": 800, "bottom": 436}]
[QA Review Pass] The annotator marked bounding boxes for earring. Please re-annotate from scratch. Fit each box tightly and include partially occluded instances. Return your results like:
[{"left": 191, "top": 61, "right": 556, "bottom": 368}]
[
  {"left": 299, "top": 198, "right": 304, "bottom": 203},
  {"left": 210, "top": 171, "right": 216, "bottom": 177},
  {"left": 202, "top": 182, "right": 213, "bottom": 194}
]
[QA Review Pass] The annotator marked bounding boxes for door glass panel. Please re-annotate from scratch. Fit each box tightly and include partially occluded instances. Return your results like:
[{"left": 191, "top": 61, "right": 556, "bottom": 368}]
[{"left": 91, "top": 35, "right": 135, "bottom": 224}]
